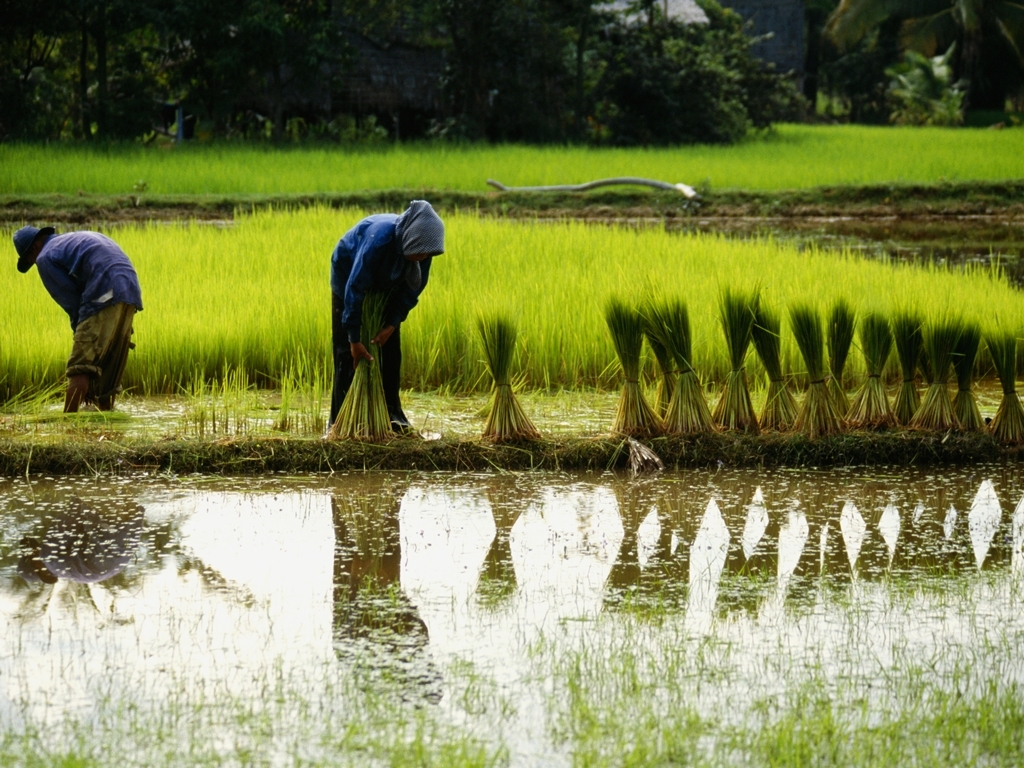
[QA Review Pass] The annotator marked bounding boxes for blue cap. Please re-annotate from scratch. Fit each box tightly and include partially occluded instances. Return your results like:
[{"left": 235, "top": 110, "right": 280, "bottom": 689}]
[{"left": 13, "top": 225, "right": 55, "bottom": 273}]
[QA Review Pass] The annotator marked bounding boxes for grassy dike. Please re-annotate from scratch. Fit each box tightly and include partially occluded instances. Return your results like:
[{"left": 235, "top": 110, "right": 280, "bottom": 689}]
[{"left": 0, "top": 430, "right": 1016, "bottom": 476}]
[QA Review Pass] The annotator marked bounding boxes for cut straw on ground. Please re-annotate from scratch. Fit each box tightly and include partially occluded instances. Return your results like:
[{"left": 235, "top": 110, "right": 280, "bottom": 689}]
[
  {"left": 987, "top": 332, "right": 1024, "bottom": 444},
  {"left": 952, "top": 322, "right": 984, "bottom": 432},
  {"left": 751, "top": 302, "right": 797, "bottom": 431},
  {"left": 329, "top": 293, "right": 393, "bottom": 441},
  {"left": 478, "top": 315, "right": 541, "bottom": 442},
  {"left": 911, "top": 318, "right": 963, "bottom": 431},
  {"left": 848, "top": 313, "right": 895, "bottom": 429},
  {"left": 712, "top": 289, "right": 760, "bottom": 434},
  {"left": 892, "top": 313, "right": 924, "bottom": 426},
  {"left": 827, "top": 299, "right": 856, "bottom": 419},
  {"left": 644, "top": 299, "right": 714, "bottom": 435},
  {"left": 790, "top": 304, "right": 844, "bottom": 439},
  {"left": 606, "top": 298, "right": 662, "bottom": 438}
]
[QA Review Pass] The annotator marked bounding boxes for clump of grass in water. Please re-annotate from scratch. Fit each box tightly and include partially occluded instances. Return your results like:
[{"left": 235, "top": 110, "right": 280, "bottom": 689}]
[
  {"left": 712, "top": 289, "right": 760, "bottom": 434},
  {"left": 477, "top": 315, "right": 540, "bottom": 442},
  {"left": 911, "top": 318, "right": 963, "bottom": 431},
  {"left": 848, "top": 313, "right": 895, "bottom": 429},
  {"left": 751, "top": 302, "right": 797, "bottom": 431},
  {"left": 827, "top": 299, "right": 856, "bottom": 418},
  {"left": 330, "top": 293, "right": 393, "bottom": 441},
  {"left": 986, "top": 332, "right": 1024, "bottom": 444},
  {"left": 606, "top": 298, "right": 662, "bottom": 437},
  {"left": 952, "top": 322, "right": 984, "bottom": 432},
  {"left": 644, "top": 299, "right": 714, "bottom": 434},
  {"left": 891, "top": 312, "right": 924, "bottom": 425},
  {"left": 643, "top": 311, "right": 676, "bottom": 419},
  {"left": 790, "top": 304, "right": 843, "bottom": 439}
]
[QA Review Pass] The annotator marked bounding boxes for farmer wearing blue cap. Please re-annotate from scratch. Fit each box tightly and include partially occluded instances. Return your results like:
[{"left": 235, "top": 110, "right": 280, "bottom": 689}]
[
  {"left": 12, "top": 226, "right": 143, "bottom": 413},
  {"left": 330, "top": 200, "right": 445, "bottom": 433}
]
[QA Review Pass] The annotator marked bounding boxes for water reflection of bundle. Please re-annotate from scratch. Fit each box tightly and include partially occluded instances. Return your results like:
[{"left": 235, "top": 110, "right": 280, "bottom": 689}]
[
  {"left": 18, "top": 498, "right": 144, "bottom": 586},
  {"left": 330, "top": 486, "right": 441, "bottom": 703},
  {"left": 476, "top": 477, "right": 535, "bottom": 610}
]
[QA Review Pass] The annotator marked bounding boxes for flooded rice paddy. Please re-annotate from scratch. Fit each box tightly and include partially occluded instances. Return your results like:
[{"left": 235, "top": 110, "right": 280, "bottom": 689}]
[{"left": 2, "top": 466, "right": 1024, "bottom": 766}]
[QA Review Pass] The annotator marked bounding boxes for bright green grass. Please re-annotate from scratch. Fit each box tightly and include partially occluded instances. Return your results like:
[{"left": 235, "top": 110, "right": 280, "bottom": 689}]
[
  {"left": 3, "top": 125, "right": 1024, "bottom": 195},
  {"left": 2, "top": 207, "right": 1022, "bottom": 398}
]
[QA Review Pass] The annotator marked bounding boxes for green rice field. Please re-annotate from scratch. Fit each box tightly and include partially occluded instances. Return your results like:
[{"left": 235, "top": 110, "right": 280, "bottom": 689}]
[
  {"left": 2, "top": 207, "right": 1021, "bottom": 400},
  {"left": 3, "top": 125, "right": 1024, "bottom": 196}
]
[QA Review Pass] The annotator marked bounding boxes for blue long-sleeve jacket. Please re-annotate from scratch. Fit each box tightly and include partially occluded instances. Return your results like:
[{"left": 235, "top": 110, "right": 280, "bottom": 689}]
[
  {"left": 35, "top": 232, "right": 143, "bottom": 331},
  {"left": 330, "top": 214, "right": 432, "bottom": 343}
]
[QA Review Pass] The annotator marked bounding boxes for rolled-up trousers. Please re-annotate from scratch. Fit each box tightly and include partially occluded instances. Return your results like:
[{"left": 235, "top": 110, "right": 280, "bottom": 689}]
[{"left": 330, "top": 291, "right": 405, "bottom": 427}]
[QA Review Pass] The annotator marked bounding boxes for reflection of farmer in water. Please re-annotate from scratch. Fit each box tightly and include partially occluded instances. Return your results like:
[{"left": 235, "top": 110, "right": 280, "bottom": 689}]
[
  {"left": 18, "top": 499, "right": 144, "bottom": 585},
  {"left": 330, "top": 490, "right": 441, "bottom": 703}
]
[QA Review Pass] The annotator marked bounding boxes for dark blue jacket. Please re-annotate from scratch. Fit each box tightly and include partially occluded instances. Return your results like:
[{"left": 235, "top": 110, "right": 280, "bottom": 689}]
[
  {"left": 330, "top": 214, "right": 432, "bottom": 343},
  {"left": 35, "top": 232, "right": 143, "bottom": 330}
]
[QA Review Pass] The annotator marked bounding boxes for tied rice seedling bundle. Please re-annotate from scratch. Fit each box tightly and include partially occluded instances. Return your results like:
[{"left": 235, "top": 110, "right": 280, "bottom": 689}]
[
  {"left": 606, "top": 298, "right": 663, "bottom": 437},
  {"left": 891, "top": 312, "right": 924, "bottom": 425},
  {"left": 952, "top": 322, "right": 984, "bottom": 432},
  {"left": 790, "top": 304, "right": 843, "bottom": 439},
  {"left": 712, "top": 289, "right": 760, "bottom": 433},
  {"left": 986, "top": 332, "right": 1024, "bottom": 444},
  {"left": 477, "top": 315, "right": 540, "bottom": 442},
  {"left": 329, "top": 292, "right": 393, "bottom": 441},
  {"left": 910, "top": 318, "right": 963, "bottom": 431},
  {"left": 643, "top": 312, "right": 676, "bottom": 418},
  {"left": 751, "top": 303, "right": 797, "bottom": 431},
  {"left": 848, "top": 313, "right": 895, "bottom": 429},
  {"left": 826, "top": 299, "right": 856, "bottom": 418},
  {"left": 645, "top": 299, "right": 714, "bottom": 434}
]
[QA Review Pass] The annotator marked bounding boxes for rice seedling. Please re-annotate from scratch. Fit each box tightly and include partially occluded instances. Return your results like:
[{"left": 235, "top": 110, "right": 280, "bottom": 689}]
[
  {"left": 751, "top": 302, "right": 797, "bottom": 431},
  {"left": 643, "top": 314, "right": 676, "bottom": 418},
  {"left": 847, "top": 313, "right": 895, "bottom": 429},
  {"left": 790, "top": 304, "right": 843, "bottom": 439},
  {"left": 606, "top": 298, "right": 662, "bottom": 437},
  {"left": 712, "top": 289, "right": 760, "bottom": 434},
  {"left": 477, "top": 315, "right": 540, "bottom": 442},
  {"left": 986, "top": 332, "right": 1024, "bottom": 444},
  {"left": 826, "top": 299, "right": 856, "bottom": 417},
  {"left": 329, "top": 293, "right": 393, "bottom": 441},
  {"left": 891, "top": 313, "right": 924, "bottom": 425},
  {"left": 910, "top": 318, "right": 963, "bottom": 431},
  {"left": 643, "top": 299, "right": 714, "bottom": 434},
  {"left": 952, "top": 323, "right": 984, "bottom": 432}
]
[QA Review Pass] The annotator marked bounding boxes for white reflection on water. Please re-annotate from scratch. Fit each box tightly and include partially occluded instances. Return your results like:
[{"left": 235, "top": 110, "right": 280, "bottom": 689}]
[
  {"left": 840, "top": 501, "right": 866, "bottom": 576},
  {"left": 741, "top": 487, "right": 768, "bottom": 561},
  {"left": 687, "top": 499, "right": 730, "bottom": 634},
  {"left": 944, "top": 503, "right": 958, "bottom": 540},
  {"left": 968, "top": 480, "right": 1002, "bottom": 570},
  {"left": 878, "top": 503, "right": 901, "bottom": 568},
  {"left": 1015, "top": 494, "right": 1024, "bottom": 576}
]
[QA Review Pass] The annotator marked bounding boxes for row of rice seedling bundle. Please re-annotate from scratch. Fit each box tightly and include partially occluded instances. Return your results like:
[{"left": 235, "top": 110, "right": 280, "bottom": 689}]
[
  {"left": 987, "top": 332, "right": 1024, "bottom": 444},
  {"left": 891, "top": 313, "right": 924, "bottom": 425},
  {"left": 329, "top": 292, "right": 393, "bottom": 441},
  {"left": 790, "top": 304, "right": 844, "bottom": 439},
  {"left": 605, "top": 298, "right": 662, "bottom": 437},
  {"left": 477, "top": 315, "right": 540, "bottom": 442},
  {"left": 847, "top": 313, "right": 896, "bottom": 429},
  {"left": 826, "top": 299, "right": 856, "bottom": 417},
  {"left": 751, "top": 303, "right": 797, "bottom": 431},
  {"left": 910, "top": 318, "right": 964, "bottom": 431},
  {"left": 644, "top": 299, "right": 714, "bottom": 434},
  {"left": 952, "top": 323, "right": 984, "bottom": 432},
  {"left": 712, "top": 289, "right": 760, "bottom": 434},
  {"left": 643, "top": 314, "right": 677, "bottom": 418}
]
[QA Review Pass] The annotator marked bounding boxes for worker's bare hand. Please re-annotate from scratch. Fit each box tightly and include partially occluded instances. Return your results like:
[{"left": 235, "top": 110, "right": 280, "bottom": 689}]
[
  {"left": 372, "top": 325, "right": 395, "bottom": 346},
  {"left": 350, "top": 342, "right": 374, "bottom": 368}
]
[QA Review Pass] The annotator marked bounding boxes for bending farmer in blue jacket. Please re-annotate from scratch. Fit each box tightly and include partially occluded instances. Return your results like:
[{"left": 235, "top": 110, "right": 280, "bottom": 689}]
[
  {"left": 330, "top": 200, "right": 445, "bottom": 432},
  {"left": 13, "top": 226, "right": 143, "bottom": 413}
]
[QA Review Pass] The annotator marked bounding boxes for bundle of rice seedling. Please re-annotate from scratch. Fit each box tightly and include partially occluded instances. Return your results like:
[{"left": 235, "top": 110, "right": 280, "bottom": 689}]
[
  {"left": 790, "top": 304, "right": 843, "bottom": 439},
  {"left": 751, "top": 303, "right": 797, "bottom": 431},
  {"left": 826, "top": 299, "right": 856, "bottom": 417},
  {"left": 477, "top": 315, "right": 540, "bottom": 442},
  {"left": 910, "top": 318, "right": 963, "bottom": 431},
  {"left": 987, "top": 332, "right": 1024, "bottom": 444},
  {"left": 329, "top": 292, "right": 393, "bottom": 441},
  {"left": 712, "top": 289, "right": 760, "bottom": 433},
  {"left": 644, "top": 299, "right": 714, "bottom": 434},
  {"left": 952, "top": 322, "right": 984, "bottom": 431},
  {"left": 847, "top": 313, "right": 895, "bottom": 429},
  {"left": 891, "top": 312, "right": 924, "bottom": 425},
  {"left": 643, "top": 312, "right": 676, "bottom": 418},
  {"left": 606, "top": 298, "right": 662, "bottom": 437}
]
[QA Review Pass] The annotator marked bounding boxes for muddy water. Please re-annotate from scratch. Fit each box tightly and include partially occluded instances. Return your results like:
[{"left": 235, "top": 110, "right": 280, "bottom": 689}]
[{"left": 1, "top": 467, "right": 1023, "bottom": 764}]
